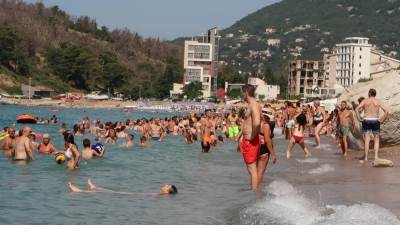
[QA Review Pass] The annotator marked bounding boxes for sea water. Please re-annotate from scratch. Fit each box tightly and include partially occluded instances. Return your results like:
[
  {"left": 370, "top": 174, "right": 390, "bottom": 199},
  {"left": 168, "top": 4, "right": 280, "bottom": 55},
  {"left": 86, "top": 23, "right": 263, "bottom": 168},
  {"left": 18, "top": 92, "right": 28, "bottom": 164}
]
[{"left": 0, "top": 105, "right": 399, "bottom": 225}]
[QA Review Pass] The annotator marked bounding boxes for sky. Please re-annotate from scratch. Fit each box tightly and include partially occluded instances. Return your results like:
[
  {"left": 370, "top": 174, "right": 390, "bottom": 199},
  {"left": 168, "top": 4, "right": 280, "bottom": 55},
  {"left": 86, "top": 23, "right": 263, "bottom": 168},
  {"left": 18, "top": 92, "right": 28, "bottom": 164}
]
[{"left": 24, "top": 0, "right": 280, "bottom": 40}]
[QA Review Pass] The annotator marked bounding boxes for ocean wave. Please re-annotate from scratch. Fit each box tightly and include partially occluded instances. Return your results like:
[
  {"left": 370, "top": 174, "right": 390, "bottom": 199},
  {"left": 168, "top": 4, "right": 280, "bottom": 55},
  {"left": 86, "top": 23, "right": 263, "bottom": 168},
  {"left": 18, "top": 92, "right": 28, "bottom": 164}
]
[
  {"left": 240, "top": 180, "right": 400, "bottom": 225},
  {"left": 308, "top": 164, "right": 334, "bottom": 175}
]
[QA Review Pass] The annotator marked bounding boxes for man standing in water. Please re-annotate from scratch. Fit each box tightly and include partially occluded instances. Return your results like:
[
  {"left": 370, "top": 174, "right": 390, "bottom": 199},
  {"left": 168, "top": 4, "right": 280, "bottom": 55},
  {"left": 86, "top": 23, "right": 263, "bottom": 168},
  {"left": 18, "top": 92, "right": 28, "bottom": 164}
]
[
  {"left": 356, "top": 89, "right": 389, "bottom": 162},
  {"left": 200, "top": 109, "right": 214, "bottom": 153},
  {"left": 239, "top": 84, "right": 261, "bottom": 191},
  {"left": 14, "top": 126, "right": 35, "bottom": 161},
  {"left": 1, "top": 127, "right": 16, "bottom": 157},
  {"left": 337, "top": 101, "right": 355, "bottom": 158}
]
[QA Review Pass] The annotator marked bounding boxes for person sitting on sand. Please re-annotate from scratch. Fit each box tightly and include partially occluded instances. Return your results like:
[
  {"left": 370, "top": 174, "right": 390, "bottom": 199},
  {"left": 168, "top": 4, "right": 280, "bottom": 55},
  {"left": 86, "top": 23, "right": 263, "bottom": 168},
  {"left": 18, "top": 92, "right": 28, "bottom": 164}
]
[
  {"left": 286, "top": 112, "right": 311, "bottom": 159},
  {"left": 68, "top": 178, "right": 178, "bottom": 196}
]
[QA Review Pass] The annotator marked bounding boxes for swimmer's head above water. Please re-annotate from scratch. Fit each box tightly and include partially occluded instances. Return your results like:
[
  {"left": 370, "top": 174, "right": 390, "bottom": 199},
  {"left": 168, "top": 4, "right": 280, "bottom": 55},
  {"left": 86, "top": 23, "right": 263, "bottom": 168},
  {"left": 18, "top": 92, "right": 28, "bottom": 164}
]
[{"left": 160, "top": 184, "right": 178, "bottom": 195}]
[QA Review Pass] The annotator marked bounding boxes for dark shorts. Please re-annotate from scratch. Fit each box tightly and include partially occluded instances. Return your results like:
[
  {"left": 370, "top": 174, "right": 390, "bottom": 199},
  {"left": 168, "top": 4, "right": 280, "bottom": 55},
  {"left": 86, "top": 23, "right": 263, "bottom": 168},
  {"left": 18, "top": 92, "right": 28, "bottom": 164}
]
[
  {"left": 260, "top": 144, "right": 270, "bottom": 156},
  {"left": 313, "top": 120, "right": 323, "bottom": 127},
  {"left": 362, "top": 120, "right": 380, "bottom": 136},
  {"left": 151, "top": 137, "right": 161, "bottom": 141}
]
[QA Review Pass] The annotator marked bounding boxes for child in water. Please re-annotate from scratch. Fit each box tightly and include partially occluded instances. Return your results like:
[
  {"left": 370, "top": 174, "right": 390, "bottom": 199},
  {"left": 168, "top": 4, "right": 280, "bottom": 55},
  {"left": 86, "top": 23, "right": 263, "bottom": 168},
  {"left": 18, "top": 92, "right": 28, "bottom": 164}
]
[{"left": 286, "top": 112, "right": 311, "bottom": 159}]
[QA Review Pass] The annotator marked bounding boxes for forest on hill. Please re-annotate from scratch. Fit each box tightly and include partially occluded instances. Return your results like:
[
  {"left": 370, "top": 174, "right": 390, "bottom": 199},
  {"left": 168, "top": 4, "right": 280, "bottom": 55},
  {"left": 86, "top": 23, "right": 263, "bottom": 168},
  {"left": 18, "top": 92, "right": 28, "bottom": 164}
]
[
  {"left": 218, "top": 0, "right": 400, "bottom": 95},
  {"left": 0, "top": 0, "right": 183, "bottom": 99}
]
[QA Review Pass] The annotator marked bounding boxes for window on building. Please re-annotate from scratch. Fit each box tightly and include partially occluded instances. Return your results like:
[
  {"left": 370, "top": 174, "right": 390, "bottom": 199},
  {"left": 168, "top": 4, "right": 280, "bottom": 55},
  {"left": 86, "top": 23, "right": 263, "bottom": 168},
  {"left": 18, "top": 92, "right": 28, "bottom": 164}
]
[
  {"left": 359, "top": 72, "right": 361, "bottom": 75},
  {"left": 359, "top": 63, "right": 361, "bottom": 67},
  {"left": 359, "top": 55, "right": 362, "bottom": 59},
  {"left": 360, "top": 47, "right": 362, "bottom": 51}
]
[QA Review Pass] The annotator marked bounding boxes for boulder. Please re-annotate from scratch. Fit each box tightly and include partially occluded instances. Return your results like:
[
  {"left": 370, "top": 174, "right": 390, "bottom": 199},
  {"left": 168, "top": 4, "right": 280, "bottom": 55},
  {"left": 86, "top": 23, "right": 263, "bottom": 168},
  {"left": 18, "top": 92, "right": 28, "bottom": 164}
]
[
  {"left": 339, "top": 71, "right": 400, "bottom": 148},
  {"left": 373, "top": 158, "right": 394, "bottom": 167}
]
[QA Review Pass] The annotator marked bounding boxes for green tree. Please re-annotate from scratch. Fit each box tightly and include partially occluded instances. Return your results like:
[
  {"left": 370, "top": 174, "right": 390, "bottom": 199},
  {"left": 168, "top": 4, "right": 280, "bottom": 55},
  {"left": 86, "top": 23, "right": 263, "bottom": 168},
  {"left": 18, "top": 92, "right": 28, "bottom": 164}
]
[
  {"left": 227, "top": 89, "right": 241, "bottom": 98},
  {"left": 47, "top": 42, "right": 101, "bottom": 90},
  {"left": 183, "top": 81, "right": 202, "bottom": 99},
  {"left": 0, "top": 26, "right": 29, "bottom": 75}
]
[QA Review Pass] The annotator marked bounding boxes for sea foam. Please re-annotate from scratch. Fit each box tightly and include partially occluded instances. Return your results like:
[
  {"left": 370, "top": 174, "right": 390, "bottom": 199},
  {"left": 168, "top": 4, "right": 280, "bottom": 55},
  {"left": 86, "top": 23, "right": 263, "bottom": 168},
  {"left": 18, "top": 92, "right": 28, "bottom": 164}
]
[
  {"left": 308, "top": 164, "right": 334, "bottom": 175},
  {"left": 240, "top": 180, "right": 400, "bottom": 225},
  {"left": 296, "top": 158, "right": 319, "bottom": 164}
]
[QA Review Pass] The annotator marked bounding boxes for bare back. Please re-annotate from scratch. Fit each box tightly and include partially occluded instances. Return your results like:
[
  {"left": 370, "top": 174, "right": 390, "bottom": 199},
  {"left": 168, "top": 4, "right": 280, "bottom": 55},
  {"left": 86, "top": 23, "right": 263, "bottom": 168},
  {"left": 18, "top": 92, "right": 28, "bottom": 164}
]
[
  {"left": 363, "top": 98, "right": 381, "bottom": 118},
  {"left": 242, "top": 100, "right": 261, "bottom": 140}
]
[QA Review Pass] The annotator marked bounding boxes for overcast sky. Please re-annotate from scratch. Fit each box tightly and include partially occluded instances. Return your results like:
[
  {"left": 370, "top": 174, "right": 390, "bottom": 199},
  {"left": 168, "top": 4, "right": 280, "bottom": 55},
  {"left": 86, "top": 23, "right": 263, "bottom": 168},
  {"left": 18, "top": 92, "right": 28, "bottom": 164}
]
[{"left": 24, "top": 0, "right": 280, "bottom": 40}]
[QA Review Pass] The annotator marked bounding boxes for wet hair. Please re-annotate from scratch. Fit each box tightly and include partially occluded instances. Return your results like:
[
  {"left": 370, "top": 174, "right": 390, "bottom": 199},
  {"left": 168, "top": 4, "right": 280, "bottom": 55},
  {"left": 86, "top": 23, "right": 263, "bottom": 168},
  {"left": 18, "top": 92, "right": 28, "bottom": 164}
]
[
  {"left": 140, "top": 136, "right": 146, "bottom": 142},
  {"left": 3, "top": 126, "right": 9, "bottom": 132},
  {"left": 296, "top": 113, "right": 307, "bottom": 129},
  {"left": 357, "top": 96, "right": 365, "bottom": 104},
  {"left": 170, "top": 185, "right": 178, "bottom": 194},
  {"left": 64, "top": 133, "right": 76, "bottom": 145},
  {"left": 83, "top": 139, "right": 91, "bottom": 148},
  {"left": 241, "top": 84, "right": 255, "bottom": 97},
  {"left": 218, "top": 135, "right": 224, "bottom": 143},
  {"left": 368, "top": 88, "right": 376, "bottom": 97},
  {"left": 128, "top": 134, "right": 134, "bottom": 140}
]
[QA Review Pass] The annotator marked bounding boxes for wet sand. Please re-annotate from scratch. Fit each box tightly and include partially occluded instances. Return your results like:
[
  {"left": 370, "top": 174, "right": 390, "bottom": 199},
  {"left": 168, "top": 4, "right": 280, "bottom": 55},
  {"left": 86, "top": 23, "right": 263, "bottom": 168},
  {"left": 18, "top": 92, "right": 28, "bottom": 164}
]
[{"left": 276, "top": 133, "right": 400, "bottom": 216}]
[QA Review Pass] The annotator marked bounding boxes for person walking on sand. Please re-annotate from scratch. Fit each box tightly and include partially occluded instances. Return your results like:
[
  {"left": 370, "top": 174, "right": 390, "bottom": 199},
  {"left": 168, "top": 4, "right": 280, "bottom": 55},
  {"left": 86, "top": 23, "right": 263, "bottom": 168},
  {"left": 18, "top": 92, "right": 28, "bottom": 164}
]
[
  {"left": 337, "top": 101, "right": 355, "bottom": 158},
  {"left": 355, "top": 89, "right": 389, "bottom": 162},
  {"left": 286, "top": 112, "right": 311, "bottom": 159},
  {"left": 239, "top": 84, "right": 261, "bottom": 191}
]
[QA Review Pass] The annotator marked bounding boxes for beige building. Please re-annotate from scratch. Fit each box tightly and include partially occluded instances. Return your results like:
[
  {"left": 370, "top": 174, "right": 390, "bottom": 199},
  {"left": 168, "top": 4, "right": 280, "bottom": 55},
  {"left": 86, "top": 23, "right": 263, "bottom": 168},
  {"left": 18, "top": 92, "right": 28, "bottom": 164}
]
[
  {"left": 288, "top": 60, "right": 335, "bottom": 98},
  {"left": 370, "top": 50, "right": 400, "bottom": 79}
]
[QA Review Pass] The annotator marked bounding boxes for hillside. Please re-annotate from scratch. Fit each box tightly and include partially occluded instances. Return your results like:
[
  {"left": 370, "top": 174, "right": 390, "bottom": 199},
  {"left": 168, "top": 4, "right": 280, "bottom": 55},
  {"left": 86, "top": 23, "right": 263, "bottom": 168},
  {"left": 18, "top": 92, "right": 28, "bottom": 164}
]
[
  {"left": 0, "top": 1, "right": 183, "bottom": 99},
  {"left": 219, "top": 0, "right": 400, "bottom": 94}
]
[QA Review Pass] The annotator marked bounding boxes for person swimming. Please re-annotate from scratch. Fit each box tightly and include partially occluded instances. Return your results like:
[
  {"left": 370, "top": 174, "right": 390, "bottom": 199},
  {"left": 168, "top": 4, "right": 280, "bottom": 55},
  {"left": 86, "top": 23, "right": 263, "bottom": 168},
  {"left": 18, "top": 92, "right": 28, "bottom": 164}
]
[{"left": 68, "top": 178, "right": 177, "bottom": 196}]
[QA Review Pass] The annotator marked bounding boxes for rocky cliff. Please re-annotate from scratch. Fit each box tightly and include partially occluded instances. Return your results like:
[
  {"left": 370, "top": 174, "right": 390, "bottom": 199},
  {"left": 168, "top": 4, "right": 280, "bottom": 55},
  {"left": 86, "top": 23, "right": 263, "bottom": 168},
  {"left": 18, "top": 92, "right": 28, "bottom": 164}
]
[{"left": 340, "top": 71, "right": 400, "bottom": 147}]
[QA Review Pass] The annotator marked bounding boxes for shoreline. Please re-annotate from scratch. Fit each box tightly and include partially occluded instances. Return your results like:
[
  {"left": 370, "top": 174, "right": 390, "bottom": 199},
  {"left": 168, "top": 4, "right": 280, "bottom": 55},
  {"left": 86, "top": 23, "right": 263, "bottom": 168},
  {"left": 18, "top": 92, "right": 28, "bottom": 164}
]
[{"left": 0, "top": 98, "right": 217, "bottom": 110}]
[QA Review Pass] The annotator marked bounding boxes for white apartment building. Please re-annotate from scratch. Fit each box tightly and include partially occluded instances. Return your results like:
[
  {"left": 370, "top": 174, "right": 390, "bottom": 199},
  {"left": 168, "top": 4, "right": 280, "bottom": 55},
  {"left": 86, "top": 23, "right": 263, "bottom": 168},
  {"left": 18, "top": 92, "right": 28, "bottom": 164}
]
[
  {"left": 335, "top": 37, "right": 372, "bottom": 88},
  {"left": 170, "top": 27, "right": 219, "bottom": 99},
  {"left": 248, "top": 77, "right": 280, "bottom": 100},
  {"left": 225, "top": 77, "right": 280, "bottom": 100},
  {"left": 183, "top": 40, "right": 213, "bottom": 98}
]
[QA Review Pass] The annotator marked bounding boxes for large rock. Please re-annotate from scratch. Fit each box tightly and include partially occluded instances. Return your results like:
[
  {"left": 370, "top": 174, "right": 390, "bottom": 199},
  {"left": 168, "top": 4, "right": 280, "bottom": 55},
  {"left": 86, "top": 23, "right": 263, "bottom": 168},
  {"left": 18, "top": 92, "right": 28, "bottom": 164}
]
[{"left": 339, "top": 71, "right": 400, "bottom": 148}]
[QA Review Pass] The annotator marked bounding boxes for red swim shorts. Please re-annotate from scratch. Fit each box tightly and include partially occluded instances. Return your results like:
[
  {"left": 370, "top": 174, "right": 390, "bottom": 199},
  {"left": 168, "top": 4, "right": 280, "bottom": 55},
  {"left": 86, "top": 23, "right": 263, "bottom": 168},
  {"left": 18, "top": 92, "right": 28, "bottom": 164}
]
[{"left": 240, "top": 137, "right": 260, "bottom": 164}]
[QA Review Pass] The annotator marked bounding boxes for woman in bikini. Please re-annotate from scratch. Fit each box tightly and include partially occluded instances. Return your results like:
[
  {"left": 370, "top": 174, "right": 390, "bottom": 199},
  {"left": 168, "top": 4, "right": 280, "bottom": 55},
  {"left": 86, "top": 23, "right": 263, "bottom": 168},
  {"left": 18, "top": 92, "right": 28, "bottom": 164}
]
[
  {"left": 257, "top": 107, "right": 277, "bottom": 189},
  {"left": 286, "top": 112, "right": 311, "bottom": 159}
]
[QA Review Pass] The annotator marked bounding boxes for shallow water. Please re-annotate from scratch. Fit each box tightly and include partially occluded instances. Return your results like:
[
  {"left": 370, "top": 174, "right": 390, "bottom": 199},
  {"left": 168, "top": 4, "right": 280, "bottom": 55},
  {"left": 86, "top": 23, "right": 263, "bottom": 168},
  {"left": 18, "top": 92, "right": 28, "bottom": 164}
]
[{"left": 0, "top": 105, "right": 400, "bottom": 225}]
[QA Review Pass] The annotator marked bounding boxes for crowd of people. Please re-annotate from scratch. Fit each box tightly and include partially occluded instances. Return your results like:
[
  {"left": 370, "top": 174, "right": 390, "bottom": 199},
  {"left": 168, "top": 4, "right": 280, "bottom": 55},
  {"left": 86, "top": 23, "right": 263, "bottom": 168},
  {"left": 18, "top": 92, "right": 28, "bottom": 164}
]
[{"left": 0, "top": 85, "right": 390, "bottom": 192}]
